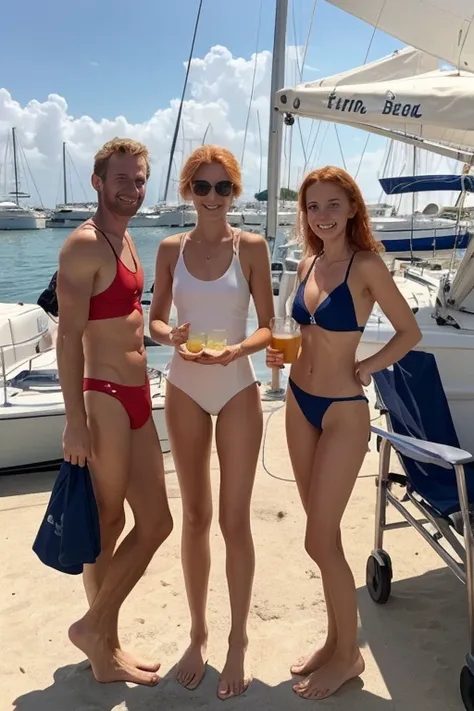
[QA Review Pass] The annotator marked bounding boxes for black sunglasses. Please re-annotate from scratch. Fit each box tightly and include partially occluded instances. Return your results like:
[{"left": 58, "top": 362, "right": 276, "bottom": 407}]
[{"left": 191, "top": 180, "right": 233, "bottom": 197}]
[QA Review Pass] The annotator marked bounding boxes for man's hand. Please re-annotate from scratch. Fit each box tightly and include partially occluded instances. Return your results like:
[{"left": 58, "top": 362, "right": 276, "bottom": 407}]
[{"left": 63, "top": 421, "right": 92, "bottom": 468}]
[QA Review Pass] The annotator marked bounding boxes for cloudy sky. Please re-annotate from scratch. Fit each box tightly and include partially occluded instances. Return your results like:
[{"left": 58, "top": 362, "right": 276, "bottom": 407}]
[{"left": 0, "top": 0, "right": 461, "bottom": 209}]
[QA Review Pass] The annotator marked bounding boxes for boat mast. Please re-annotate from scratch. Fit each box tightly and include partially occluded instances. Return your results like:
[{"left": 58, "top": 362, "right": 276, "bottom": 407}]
[
  {"left": 163, "top": 0, "right": 203, "bottom": 203},
  {"left": 12, "top": 127, "right": 19, "bottom": 206},
  {"left": 265, "top": 0, "right": 288, "bottom": 241},
  {"left": 62, "top": 142, "right": 68, "bottom": 205}
]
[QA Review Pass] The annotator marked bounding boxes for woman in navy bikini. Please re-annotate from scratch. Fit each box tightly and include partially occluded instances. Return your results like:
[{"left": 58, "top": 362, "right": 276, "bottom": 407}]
[{"left": 267, "top": 166, "right": 421, "bottom": 700}]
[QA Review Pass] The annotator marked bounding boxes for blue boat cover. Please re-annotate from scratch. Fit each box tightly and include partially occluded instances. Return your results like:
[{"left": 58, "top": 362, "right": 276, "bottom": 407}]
[
  {"left": 33, "top": 461, "right": 101, "bottom": 574},
  {"left": 379, "top": 174, "right": 474, "bottom": 195},
  {"left": 373, "top": 351, "right": 474, "bottom": 517}
]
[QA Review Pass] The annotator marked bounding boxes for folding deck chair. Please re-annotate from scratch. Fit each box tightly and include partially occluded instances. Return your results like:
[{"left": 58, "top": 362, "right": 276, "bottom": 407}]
[{"left": 367, "top": 350, "right": 474, "bottom": 710}]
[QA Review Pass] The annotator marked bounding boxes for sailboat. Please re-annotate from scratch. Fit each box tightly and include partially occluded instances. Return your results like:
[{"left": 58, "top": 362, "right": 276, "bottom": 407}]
[{"left": 0, "top": 128, "right": 46, "bottom": 231}]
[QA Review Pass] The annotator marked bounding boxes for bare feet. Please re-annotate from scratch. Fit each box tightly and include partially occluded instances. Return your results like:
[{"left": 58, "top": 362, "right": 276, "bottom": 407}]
[
  {"left": 108, "top": 631, "right": 161, "bottom": 672},
  {"left": 293, "top": 651, "right": 365, "bottom": 700},
  {"left": 217, "top": 641, "right": 251, "bottom": 700},
  {"left": 69, "top": 619, "right": 160, "bottom": 686},
  {"left": 116, "top": 649, "right": 161, "bottom": 674},
  {"left": 290, "top": 640, "right": 336, "bottom": 676},
  {"left": 176, "top": 640, "right": 208, "bottom": 690}
]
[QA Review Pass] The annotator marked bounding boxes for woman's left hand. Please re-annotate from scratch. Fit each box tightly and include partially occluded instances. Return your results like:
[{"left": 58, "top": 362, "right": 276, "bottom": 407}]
[
  {"left": 355, "top": 360, "right": 372, "bottom": 387},
  {"left": 196, "top": 344, "right": 243, "bottom": 366}
]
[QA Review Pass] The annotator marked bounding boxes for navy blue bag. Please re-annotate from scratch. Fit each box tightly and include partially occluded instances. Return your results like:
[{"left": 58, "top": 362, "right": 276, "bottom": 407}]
[{"left": 33, "top": 461, "right": 101, "bottom": 574}]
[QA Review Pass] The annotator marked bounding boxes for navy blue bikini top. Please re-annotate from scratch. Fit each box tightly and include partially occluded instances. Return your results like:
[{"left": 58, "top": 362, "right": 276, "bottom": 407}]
[{"left": 291, "top": 253, "right": 364, "bottom": 333}]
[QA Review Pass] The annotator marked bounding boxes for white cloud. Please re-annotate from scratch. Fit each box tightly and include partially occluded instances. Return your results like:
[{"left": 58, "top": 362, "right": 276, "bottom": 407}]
[{"left": 0, "top": 43, "right": 463, "bottom": 211}]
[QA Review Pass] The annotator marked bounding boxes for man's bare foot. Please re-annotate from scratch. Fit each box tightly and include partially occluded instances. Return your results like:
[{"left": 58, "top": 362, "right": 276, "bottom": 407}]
[
  {"left": 217, "top": 641, "right": 251, "bottom": 700},
  {"left": 176, "top": 640, "right": 208, "bottom": 690},
  {"left": 69, "top": 619, "right": 159, "bottom": 686},
  {"left": 116, "top": 649, "right": 161, "bottom": 674},
  {"left": 293, "top": 651, "right": 365, "bottom": 700},
  {"left": 108, "top": 631, "right": 161, "bottom": 672},
  {"left": 290, "top": 640, "right": 336, "bottom": 676}
]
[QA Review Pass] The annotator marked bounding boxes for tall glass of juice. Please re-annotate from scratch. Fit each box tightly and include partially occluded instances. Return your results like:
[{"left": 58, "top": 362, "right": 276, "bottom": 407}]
[{"left": 270, "top": 316, "right": 301, "bottom": 364}]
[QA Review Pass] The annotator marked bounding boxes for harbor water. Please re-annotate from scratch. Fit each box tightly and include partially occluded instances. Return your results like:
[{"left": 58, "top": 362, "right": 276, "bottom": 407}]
[{"left": 0, "top": 226, "right": 276, "bottom": 383}]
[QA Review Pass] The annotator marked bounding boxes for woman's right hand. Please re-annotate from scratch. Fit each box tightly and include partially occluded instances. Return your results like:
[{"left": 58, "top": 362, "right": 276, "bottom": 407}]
[
  {"left": 266, "top": 346, "right": 284, "bottom": 369},
  {"left": 169, "top": 322, "right": 190, "bottom": 347}
]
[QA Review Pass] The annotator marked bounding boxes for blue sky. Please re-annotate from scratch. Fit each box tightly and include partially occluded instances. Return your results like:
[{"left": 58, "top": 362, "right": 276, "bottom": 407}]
[
  {"left": 2, "top": 0, "right": 403, "bottom": 121},
  {"left": 0, "top": 0, "right": 411, "bottom": 206}
]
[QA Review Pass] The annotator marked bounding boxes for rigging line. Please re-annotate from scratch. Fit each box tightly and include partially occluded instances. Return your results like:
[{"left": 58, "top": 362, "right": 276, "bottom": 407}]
[
  {"left": 301, "top": 0, "right": 319, "bottom": 162},
  {"left": 55, "top": 166, "right": 61, "bottom": 205},
  {"left": 290, "top": 0, "right": 309, "bottom": 180},
  {"left": 334, "top": 124, "right": 347, "bottom": 171},
  {"left": 18, "top": 139, "right": 44, "bottom": 208},
  {"left": 457, "top": 14, "right": 473, "bottom": 69},
  {"left": 283, "top": 0, "right": 299, "bottom": 191},
  {"left": 352, "top": 1, "right": 387, "bottom": 179},
  {"left": 163, "top": 0, "right": 203, "bottom": 203},
  {"left": 354, "top": 133, "right": 371, "bottom": 180},
  {"left": 301, "top": 0, "right": 318, "bottom": 72},
  {"left": 297, "top": 117, "right": 308, "bottom": 168},
  {"left": 315, "top": 122, "right": 330, "bottom": 164},
  {"left": 241, "top": 0, "right": 264, "bottom": 167},
  {"left": 291, "top": 0, "right": 302, "bottom": 80},
  {"left": 67, "top": 146, "right": 89, "bottom": 202},
  {"left": 305, "top": 120, "right": 322, "bottom": 171}
]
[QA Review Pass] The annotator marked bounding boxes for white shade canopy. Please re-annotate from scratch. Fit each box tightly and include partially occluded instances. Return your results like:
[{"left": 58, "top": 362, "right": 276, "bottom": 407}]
[
  {"left": 275, "top": 47, "right": 474, "bottom": 162},
  {"left": 327, "top": 0, "right": 474, "bottom": 73}
]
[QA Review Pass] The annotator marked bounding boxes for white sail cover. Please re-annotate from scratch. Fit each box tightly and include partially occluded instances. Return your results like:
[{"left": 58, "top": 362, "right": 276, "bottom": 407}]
[
  {"left": 275, "top": 48, "right": 474, "bottom": 162},
  {"left": 327, "top": 0, "right": 474, "bottom": 73}
]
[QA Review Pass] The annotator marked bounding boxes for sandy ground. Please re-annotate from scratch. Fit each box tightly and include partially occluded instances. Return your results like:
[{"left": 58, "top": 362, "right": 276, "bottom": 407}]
[{"left": 0, "top": 396, "right": 469, "bottom": 711}]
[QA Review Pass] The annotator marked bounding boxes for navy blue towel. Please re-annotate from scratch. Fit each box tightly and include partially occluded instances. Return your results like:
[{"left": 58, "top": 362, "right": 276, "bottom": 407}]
[{"left": 33, "top": 461, "right": 101, "bottom": 574}]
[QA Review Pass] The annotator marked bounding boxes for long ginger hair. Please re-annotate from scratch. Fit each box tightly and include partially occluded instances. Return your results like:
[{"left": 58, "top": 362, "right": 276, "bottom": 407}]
[{"left": 297, "top": 166, "right": 383, "bottom": 256}]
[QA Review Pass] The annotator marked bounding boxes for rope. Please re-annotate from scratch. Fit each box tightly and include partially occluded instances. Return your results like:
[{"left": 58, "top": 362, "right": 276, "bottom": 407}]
[{"left": 241, "top": 0, "right": 263, "bottom": 167}]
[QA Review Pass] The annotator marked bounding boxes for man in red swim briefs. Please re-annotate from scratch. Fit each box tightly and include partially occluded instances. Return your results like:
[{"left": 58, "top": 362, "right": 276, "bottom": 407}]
[{"left": 56, "top": 138, "right": 173, "bottom": 686}]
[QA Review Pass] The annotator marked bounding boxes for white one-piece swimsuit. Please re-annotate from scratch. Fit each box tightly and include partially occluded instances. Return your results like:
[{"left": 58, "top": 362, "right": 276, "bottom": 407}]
[{"left": 166, "top": 231, "right": 257, "bottom": 415}]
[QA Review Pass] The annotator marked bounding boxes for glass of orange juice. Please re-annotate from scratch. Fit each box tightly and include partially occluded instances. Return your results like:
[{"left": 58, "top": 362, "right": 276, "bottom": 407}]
[
  {"left": 205, "top": 329, "right": 227, "bottom": 355},
  {"left": 186, "top": 330, "right": 206, "bottom": 354},
  {"left": 270, "top": 317, "right": 301, "bottom": 364}
]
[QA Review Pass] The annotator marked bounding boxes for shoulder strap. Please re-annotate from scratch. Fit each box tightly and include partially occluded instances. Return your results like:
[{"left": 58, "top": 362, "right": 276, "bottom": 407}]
[
  {"left": 179, "top": 233, "right": 189, "bottom": 256},
  {"left": 233, "top": 229, "right": 242, "bottom": 255},
  {"left": 123, "top": 232, "right": 138, "bottom": 270},
  {"left": 89, "top": 221, "right": 117, "bottom": 258},
  {"left": 302, "top": 255, "right": 317, "bottom": 284},
  {"left": 344, "top": 252, "right": 356, "bottom": 281}
]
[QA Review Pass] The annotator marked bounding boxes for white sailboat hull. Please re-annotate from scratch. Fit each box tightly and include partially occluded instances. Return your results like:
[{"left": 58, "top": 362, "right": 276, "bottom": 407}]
[
  {"left": 0, "top": 303, "right": 169, "bottom": 475},
  {"left": 0, "top": 214, "right": 45, "bottom": 230},
  {"left": 0, "top": 396, "right": 169, "bottom": 474},
  {"left": 0, "top": 360, "right": 170, "bottom": 474}
]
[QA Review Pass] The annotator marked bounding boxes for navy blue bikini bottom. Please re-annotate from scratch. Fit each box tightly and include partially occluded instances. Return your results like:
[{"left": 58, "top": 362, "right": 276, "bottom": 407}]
[{"left": 289, "top": 378, "right": 368, "bottom": 431}]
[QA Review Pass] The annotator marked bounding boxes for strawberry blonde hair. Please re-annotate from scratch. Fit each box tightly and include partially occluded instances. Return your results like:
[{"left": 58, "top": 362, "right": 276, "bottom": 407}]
[
  {"left": 298, "top": 165, "right": 383, "bottom": 256},
  {"left": 179, "top": 144, "right": 243, "bottom": 200},
  {"left": 94, "top": 138, "right": 151, "bottom": 181}
]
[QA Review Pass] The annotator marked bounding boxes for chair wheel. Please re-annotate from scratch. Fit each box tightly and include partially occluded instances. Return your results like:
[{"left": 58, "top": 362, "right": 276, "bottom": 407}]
[
  {"left": 460, "top": 665, "right": 474, "bottom": 710},
  {"left": 366, "top": 551, "right": 392, "bottom": 604}
]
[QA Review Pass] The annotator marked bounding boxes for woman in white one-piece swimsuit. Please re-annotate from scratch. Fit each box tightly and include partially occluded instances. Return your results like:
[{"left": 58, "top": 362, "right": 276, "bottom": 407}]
[{"left": 149, "top": 145, "right": 274, "bottom": 700}]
